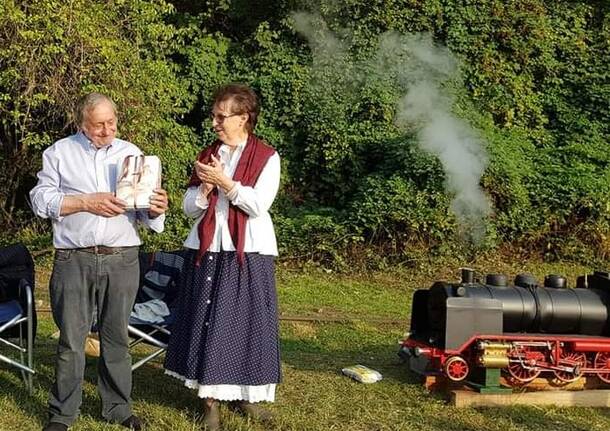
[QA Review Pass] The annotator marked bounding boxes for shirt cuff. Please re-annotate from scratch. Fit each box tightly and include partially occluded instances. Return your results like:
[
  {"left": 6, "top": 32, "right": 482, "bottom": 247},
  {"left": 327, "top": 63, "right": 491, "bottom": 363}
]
[
  {"left": 49, "top": 194, "right": 65, "bottom": 221},
  {"left": 226, "top": 181, "right": 241, "bottom": 202},
  {"left": 140, "top": 211, "right": 166, "bottom": 233},
  {"left": 195, "top": 185, "right": 210, "bottom": 209}
]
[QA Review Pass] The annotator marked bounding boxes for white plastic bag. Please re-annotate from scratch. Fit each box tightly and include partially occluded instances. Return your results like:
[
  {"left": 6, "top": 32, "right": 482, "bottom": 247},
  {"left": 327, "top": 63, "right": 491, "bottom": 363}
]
[{"left": 341, "top": 365, "right": 383, "bottom": 384}]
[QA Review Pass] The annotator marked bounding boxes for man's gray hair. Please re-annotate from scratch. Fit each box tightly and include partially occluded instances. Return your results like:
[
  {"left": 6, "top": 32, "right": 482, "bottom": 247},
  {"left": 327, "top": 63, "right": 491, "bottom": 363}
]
[{"left": 76, "top": 93, "right": 117, "bottom": 127}]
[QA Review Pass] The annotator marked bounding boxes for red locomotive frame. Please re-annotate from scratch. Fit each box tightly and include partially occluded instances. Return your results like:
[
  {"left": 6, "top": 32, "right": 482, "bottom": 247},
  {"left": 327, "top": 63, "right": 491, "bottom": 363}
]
[{"left": 402, "top": 333, "right": 610, "bottom": 384}]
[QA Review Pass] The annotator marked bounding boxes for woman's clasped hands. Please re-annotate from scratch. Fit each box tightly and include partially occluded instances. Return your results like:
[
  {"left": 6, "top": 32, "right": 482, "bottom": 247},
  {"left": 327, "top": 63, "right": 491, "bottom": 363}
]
[{"left": 195, "top": 154, "right": 234, "bottom": 196}]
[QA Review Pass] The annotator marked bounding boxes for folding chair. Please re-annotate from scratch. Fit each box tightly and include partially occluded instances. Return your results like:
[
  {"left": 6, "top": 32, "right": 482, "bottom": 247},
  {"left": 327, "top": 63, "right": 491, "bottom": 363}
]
[
  {"left": 0, "top": 243, "right": 36, "bottom": 393},
  {"left": 128, "top": 249, "right": 185, "bottom": 370}
]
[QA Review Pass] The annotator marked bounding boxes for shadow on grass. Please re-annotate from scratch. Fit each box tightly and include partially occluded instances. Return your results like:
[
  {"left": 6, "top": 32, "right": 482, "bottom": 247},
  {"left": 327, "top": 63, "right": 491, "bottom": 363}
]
[
  {"left": 277, "top": 331, "right": 610, "bottom": 431},
  {"left": 0, "top": 369, "right": 47, "bottom": 426},
  {"left": 470, "top": 406, "right": 600, "bottom": 431},
  {"left": 2, "top": 334, "right": 201, "bottom": 428},
  {"left": 0, "top": 336, "right": 122, "bottom": 427},
  {"left": 7, "top": 320, "right": 610, "bottom": 431},
  {"left": 130, "top": 361, "right": 200, "bottom": 411},
  {"left": 417, "top": 408, "right": 596, "bottom": 431},
  {"left": 279, "top": 325, "right": 420, "bottom": 386},
  {"left": 0, "top": 336, "right": 55, "bottom": 428},
  {"left": 2, "top": 329, "right": 252, "bottom": 428}
]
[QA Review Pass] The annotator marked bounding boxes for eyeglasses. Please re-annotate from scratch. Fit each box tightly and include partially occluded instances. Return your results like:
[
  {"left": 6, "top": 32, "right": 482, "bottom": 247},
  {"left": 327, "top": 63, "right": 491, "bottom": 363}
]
[{"left": 209, "top": 112, "right": 240, "bottom": 122}]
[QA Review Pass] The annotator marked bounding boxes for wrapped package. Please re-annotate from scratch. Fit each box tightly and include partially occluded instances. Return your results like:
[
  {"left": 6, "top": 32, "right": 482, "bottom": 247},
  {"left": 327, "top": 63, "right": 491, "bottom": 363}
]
[
  {"left": 116, "top": 155, "right": 161, "bottom": 209},
  {"left": 341, "top": 365, "right": 383, "bottom": 383},
  {"left": 85, "top": 333, "right": 100, "bottom": 358}
]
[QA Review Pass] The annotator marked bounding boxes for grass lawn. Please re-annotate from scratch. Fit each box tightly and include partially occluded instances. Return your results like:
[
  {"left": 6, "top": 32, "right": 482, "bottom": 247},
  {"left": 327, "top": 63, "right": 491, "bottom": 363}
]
[{"left": 1, "top": 255, "right": 610, "bottom": 430}]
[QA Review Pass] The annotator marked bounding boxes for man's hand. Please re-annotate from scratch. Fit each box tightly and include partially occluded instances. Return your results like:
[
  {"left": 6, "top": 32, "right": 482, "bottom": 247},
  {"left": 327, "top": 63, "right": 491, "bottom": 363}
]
[
  {"left": 84, "top": 193, "right": 127, "bottom": 217},
  {"left": 61, "top": 193, "right": 126, "bottom": 217},
  {"left": 148, "top": 188, "right": 168, "bottom": 218}
]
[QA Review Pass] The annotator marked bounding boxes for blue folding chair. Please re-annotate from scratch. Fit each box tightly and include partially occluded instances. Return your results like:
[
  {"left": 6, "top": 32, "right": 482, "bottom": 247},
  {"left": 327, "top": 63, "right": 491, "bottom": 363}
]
[
  {"left": 128, "top": 249, "right": 185, "bottom": 370},
  {"left": 0, "top": 243, "right": 36, "bottom": 393}
]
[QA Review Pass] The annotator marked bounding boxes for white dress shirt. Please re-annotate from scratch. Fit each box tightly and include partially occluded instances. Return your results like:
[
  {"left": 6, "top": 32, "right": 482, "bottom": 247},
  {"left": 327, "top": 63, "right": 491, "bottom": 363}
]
[
  {"left": 182, "top": 140, "right": 280, "bottom": 256},
  {"left": 30, "top": 132, "right": 165, "bottom": 248}
]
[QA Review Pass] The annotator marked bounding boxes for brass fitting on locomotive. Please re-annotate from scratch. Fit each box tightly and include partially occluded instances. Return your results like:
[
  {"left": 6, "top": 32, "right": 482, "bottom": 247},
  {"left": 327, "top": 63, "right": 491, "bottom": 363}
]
[{"left": 476, "top": 341, "right": 511, "bottom": 368}]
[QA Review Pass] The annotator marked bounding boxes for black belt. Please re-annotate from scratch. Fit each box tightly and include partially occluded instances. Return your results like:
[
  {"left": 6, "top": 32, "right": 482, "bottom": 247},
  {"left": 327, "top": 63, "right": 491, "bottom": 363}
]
[{"left": 69, "top": 246, "right": 137, "bottom": 255}]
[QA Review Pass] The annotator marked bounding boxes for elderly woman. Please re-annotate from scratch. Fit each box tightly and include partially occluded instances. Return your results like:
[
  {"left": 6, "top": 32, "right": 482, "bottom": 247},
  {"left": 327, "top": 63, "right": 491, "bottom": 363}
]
[{"left": 164, "top": 83, "right": 281, "bottom": 430}]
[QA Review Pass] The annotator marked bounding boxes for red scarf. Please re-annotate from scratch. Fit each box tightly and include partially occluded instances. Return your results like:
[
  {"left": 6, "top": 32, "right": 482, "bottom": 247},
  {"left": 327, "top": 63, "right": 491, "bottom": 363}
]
[{"left": 187, "top": 134, "right": 275, "bottom": 265}]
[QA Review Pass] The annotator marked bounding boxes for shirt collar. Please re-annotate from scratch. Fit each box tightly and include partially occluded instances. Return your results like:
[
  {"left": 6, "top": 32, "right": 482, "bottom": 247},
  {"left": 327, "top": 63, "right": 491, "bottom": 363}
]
[{"left": 219, "top": 138, "right": 248, "bottom": 155}]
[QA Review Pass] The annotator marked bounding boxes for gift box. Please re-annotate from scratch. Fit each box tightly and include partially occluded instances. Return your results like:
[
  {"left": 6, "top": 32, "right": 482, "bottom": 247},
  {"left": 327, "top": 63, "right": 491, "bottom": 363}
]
[{"left": 116, "top": 155, "right": 161, "bottom": 209}]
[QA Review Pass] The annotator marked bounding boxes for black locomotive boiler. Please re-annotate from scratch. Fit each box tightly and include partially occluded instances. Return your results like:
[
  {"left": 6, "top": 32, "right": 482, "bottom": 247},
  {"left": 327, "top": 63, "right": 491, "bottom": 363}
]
[{"left": 399, "top": 269, "right": 610, "bottom": 384}]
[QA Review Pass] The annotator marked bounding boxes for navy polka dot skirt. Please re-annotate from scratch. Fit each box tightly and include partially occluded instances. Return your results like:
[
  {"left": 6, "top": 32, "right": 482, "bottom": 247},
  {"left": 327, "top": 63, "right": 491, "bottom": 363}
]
[{"left": 164, "top": 250, "right": 281, "bottom": 386}]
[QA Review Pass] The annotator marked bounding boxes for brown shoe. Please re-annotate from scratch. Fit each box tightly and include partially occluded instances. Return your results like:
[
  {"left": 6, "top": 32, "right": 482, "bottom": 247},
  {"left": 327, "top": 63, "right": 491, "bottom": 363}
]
[
  {"left": 230, "top": 401, "right": 273, "bottom": 423},
  {"left": 202, "top": 398, "right": 220, "bottom": 431},
  {"left": 120, "top": 415, "right": 143, "bottom": 430}
]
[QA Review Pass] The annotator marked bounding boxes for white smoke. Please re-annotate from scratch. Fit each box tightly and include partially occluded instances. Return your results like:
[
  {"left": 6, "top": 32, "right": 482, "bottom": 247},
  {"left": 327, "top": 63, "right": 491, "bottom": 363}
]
[{"left": 292, "top": 13, "right": 492, "bottom": 244}]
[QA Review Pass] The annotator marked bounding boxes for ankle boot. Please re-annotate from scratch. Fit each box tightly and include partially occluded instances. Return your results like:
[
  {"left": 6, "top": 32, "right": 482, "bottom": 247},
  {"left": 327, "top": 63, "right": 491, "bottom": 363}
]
[
  {"left": 202, "top": 398, "right": 220, "bottom": 431},
  {"left": 231, "top": 400, "right": 273, "bottom": 423}
]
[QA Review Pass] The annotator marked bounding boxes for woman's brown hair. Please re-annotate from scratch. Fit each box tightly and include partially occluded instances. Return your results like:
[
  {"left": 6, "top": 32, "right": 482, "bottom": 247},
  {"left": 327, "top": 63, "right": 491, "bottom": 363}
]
[{"left": 212, "top": 83, "right": 260, "bottom": 133}]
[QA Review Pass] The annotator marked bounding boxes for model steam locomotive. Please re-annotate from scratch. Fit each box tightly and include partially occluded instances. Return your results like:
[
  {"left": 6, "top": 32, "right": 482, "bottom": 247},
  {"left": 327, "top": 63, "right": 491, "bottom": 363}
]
[{"left": 399, "top": 269, "right": 610, "bottom": 385}]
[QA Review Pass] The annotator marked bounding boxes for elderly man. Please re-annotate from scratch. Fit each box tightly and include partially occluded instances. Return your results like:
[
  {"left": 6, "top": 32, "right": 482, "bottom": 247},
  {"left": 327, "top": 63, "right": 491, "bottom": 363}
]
[{"left": 30, "top": 93, "right": 168, "bottom": 431}]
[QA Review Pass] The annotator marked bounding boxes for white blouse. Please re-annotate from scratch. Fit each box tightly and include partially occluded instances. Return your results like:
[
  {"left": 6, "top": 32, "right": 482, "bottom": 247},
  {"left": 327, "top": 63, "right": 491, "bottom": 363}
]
[{"left": 182, "top": 140, "right": 280, "bottom": 256}]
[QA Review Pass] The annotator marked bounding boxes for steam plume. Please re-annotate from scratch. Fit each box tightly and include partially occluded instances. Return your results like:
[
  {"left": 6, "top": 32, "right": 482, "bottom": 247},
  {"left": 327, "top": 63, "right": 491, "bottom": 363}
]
[{"left": 292, "top": 12, "right": 492, "bottom": 243}]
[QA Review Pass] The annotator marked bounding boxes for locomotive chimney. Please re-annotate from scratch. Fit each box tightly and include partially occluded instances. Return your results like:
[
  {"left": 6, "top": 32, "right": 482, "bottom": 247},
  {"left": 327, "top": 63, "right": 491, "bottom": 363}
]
[
  {"left": 486, "top": 274, "right": 508, "bottom": 287},
  {"left": 461, "top": 268, "right": 475, "bottom": 285},
  {"left": 514, "top": 273, "right": 537, "bottom": 288},
  {"left": 544, "top": 274, "right": 567, "bottom": 289}
]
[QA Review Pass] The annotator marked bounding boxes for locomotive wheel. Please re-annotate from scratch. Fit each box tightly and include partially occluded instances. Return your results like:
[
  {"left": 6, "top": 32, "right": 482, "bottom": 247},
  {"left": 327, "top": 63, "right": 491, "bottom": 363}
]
[
  {"left": 553, "top": 352, "right": 587, "bottom": 383},
  {"left": 506, "top": 361, "right": 541, "bottom": 383},
  {"left": 594, "top": 352, "right": 610, "bottom": 384},
  {"left": 444, "top": 356, "right": 469, "bottom": 382}
]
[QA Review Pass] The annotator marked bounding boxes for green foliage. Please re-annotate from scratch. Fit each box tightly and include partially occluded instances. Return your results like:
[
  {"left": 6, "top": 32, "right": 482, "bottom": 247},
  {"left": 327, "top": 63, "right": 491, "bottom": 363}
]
[
  {"left": 274, "top": 208, "right": 354, "bottom": 268},
  {"left": 1, "top": 0, "right": 609, "bottom": 266},
  {"left": 0, "top": 0, "right": 194, "bottom": 244},
  {"left": 348, "top": 175, "right": 453, "bottom": 245},
  {"left": 276, "top": 0, "right": 610, "bottom": 262}
]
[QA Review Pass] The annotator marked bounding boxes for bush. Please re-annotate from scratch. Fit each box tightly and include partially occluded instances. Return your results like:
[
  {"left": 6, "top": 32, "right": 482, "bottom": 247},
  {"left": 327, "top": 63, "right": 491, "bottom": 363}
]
[
  {"left": 2, "top": 0, "right": 609, "bottom": 267},
  {"left": 347, "top": 174, "right": 454, "bottom": 249},
  {"left": 274, "top": 208, "right": 355, "bottom": 268}
]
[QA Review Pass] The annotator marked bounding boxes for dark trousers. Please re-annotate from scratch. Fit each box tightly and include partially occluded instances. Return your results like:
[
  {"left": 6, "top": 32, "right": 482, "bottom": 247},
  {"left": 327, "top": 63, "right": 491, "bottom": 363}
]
[{"left": 47, "top": 247, "right": 140, "bottom": 426}]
